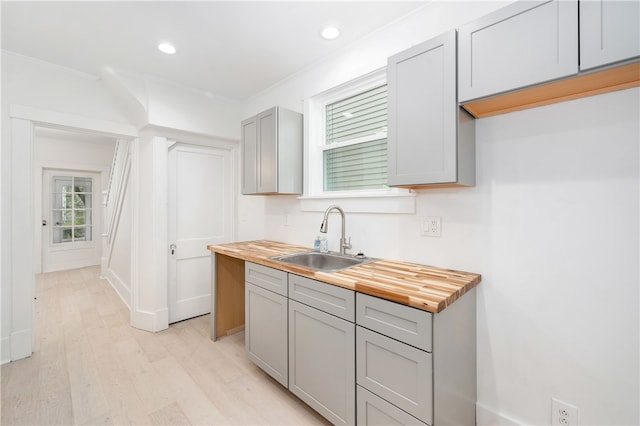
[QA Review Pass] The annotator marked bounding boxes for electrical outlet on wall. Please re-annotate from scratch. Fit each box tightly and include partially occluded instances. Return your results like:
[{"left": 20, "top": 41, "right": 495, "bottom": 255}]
[
  {"left": 552, "top": 398, "right": 578, "bottom": 425},
  {"left": 421, "top": 216, "right": 441, "bottom": 237}
]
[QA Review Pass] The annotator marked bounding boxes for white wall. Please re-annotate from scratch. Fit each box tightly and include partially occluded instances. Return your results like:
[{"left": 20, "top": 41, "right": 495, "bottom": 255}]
[{"left": 239, "top": 2, "right": 639, "bottom": 425}]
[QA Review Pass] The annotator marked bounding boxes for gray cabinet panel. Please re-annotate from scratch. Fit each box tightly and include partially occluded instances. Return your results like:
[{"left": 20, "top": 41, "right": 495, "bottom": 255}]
[
  {"left": 240, "top": 117, "right": 257, "bottom": 195},
  {"left": 580, "top": 0, "right": 640, "bottom": 71},
  {"left": 458, "top": 0, "right": 578, "bottom": 103},
  {"left": 289, "top": 274, "right": 355, "bottom": 322},
  {"left": 387, "top": 29, "right": 474, "bottom": 187},
  {"left": 289, "top": 300, "right": 355, "bottom": 425},
  {"left": 241, "top": 106, "right": 302, "bottom": 195},
  {"left": 257, "top": 108, "right": 277, "bottom": 193},
  {"left": 356, "top": 293, "right": 432, "bottom": 352},
  {"left": 356, "top": 327, "right": 432, "bottom": 425},
  {"left": 245, "top": 262, "right": 288, "bottom": 297},
  {"left": 245, "top": 283, "right": 288, "bottom": 387},
  {"left": 357, "top": 386, "right": 427, "bottom": 426}
]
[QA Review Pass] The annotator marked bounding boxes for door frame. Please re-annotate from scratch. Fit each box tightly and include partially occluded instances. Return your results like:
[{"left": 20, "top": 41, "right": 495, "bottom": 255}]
[{"left": 6, "top": 105, "right": 137, "bottom": 362}]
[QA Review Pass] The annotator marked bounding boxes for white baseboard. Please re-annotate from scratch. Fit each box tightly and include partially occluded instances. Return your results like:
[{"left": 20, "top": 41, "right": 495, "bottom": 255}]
[
  {"left": 10, "top": 328, "right": 33, "bottom": 361},
  {"left": 105, "top": 269, "right": 131, "bottom": 309},
  {"left": 477, "top": 402, "right": 523, "bottom": 426},
  {"left": 1, "top": 336, "right": 10, "bottom": 365},
  {"left": 132, "top": 307, "right": 169, "bottom": 332}
]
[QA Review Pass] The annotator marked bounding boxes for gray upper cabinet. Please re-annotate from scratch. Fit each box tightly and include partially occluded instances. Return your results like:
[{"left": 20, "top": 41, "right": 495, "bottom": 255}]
[
  {"left": 387, "top": 29, "right": 475, "bottom": 187},
  {"left": 241, "top": 106, "right": 302, "bottom": 195},
  {"left": 458, "top": 0, "right": 579, "bottom": 103},
  {"left": 579, "top": 0, "right": 640, "bottom": 71}
]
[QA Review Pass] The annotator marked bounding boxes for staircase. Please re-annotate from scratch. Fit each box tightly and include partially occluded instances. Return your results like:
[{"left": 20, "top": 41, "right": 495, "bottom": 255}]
[{"left": 101, "top": 138, "right": 133, "bottom": 306}]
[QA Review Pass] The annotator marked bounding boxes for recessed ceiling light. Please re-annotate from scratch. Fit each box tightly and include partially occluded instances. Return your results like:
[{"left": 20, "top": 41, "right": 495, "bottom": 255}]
[
  {"left": 158, "top": 43, "right": 176, "bottom": 55},
  {"left": 321, "top": 26, "right": 340, "bottom": 40}
]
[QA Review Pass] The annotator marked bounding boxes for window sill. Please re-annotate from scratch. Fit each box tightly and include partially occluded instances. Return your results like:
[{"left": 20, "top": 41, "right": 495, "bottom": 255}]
[{"left": 298, "top": 191, "right": 416, "bottom": 214}]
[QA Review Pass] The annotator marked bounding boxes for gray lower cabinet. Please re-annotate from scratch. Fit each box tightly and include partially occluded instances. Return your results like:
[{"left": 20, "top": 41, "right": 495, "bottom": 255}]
[
  {"left": 355, "top": 292, "right": 476, "bottom": 426},
  {"left": 245, "top": 263, "right": 288, "bottom": 387},
  {"left": 458, "top": 0, "right": 578, "bottom": 103},
  {"left": 288, "top": 275, "right": 355, "bottom": 426},
  {"left": 579, "top": 0, "right": 640, "bottom": 71}
]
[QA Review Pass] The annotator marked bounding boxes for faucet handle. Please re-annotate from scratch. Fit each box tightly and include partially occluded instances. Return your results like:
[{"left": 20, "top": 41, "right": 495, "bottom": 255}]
[{"left": 343, "top": 236, "right": 352, "bottom": 250}]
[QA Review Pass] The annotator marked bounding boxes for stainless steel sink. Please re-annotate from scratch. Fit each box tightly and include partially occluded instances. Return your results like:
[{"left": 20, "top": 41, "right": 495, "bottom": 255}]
[{"left": 271, "top": 251, "right": 376, "bottom": 272}]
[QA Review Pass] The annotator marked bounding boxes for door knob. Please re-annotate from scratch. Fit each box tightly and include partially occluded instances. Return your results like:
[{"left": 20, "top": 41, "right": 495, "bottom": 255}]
[
  {"left": 42, "top": 220, "right": 47, "bottom": 226},
  {"left": 170, "top": 243, "right": 176, "bottom": 255}
]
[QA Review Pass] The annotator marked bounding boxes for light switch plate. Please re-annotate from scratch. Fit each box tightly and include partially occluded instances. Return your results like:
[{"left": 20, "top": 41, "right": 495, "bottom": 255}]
[{"left": 421, "top": 216, "right": 441, "bottom": 237}]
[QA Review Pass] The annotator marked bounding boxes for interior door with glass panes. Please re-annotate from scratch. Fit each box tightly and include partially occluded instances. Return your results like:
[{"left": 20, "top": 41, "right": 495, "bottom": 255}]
[{"left": 42, "top": 169, "right": 101, "bottom": 273}]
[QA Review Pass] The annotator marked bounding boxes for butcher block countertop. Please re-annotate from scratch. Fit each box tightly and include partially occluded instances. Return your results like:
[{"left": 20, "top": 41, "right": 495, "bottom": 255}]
[{"left": 207, "top": 240, "right": 481, "bottom": 314}]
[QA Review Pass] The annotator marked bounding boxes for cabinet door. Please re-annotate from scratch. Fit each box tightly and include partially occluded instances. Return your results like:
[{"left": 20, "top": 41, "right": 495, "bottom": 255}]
[
  {"left": 245, "top": 283, "right": 288, "bottom": 387},
  {"left": 289, "top": 300, "right": 355, "bottom": 425},
  {"left": 458, "top": 0, "right": 578, "bottom": 102},
  {"left": 256, "top": 107, "right": 278, "bottom": 193},
  {"left": 241, "top": 116, "right": 257, "bottom": 194},
  {"left": 356, "top": 327, "right": 432, "bottom": 425},
  {"left": 357, "top": 386, "right": 427, "bottom": 426},
  {"left": 580, "top": 0, "right": 640, "bottom": 71},
  {"left": 387, "top": 30, "right": 457, "bottom": 186}
]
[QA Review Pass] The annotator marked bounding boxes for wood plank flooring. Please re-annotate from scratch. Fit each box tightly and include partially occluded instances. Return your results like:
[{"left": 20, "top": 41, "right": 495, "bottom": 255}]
[{"left": 1, "top": 266, "right": 330, "bottom": 425}]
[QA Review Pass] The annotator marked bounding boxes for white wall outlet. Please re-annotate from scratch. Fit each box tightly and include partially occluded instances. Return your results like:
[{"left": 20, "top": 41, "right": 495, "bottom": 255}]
[
  {"left": 421, "top": 216, "right": 441, "bottom": 237},
  {"left": 552, "top": 398, "right": 578, "bottom": 425}
]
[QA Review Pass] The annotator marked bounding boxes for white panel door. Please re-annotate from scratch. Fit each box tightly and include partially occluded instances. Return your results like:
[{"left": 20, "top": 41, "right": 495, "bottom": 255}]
[
  {"left": 168, "top": 143, "right": 233, "bottom": 324},
  {"left": 42, "top": 169, "right": 102, "bottom": 273}
]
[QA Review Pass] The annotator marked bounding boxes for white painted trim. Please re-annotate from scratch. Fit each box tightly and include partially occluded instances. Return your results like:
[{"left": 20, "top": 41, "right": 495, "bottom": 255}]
[
  {"left": 129, "top": 138, "right": 141, "bottom": 330},
  {"left": 10, "top": 328, "right": 32, "bottom": 362},
  {"left": 11, "top": 118, "right": 35, "bottom": 361},
  {"left": 105, "top": 270, "right": 131, "bottom": 310},
  {"left": 476, "top": 402, "right": 523, "bottom": 426},
  {"left": 131, "top": 308, "right": 169, "bottom": 333},
  {"left": 1, "top": 337, "right": 10, "bottom": 365},
  {"left": 9, "top": 104, "right": 138, "bottom": 137},
  {"left": 299, "top": 192, "right": 416, "bottom": 214}
]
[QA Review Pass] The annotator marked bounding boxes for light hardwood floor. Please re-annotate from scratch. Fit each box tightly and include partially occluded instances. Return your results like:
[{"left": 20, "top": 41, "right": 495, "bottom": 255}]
[{"left": 1, "top": 266, "right": 330, "bottom": 425}]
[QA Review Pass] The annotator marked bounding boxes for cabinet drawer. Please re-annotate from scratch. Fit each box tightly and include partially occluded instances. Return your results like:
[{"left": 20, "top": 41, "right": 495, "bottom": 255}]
[
  {"left": 356, "top": 293, "right": 431, "bottom": 352},
  {"left": 245, "top": 262, "right": 288, "bottom": 296},
  {"left": 289, "top": 274, "right": 355, "bottom": 322},
  {"left": 357, "top": 327, "right": 432, "bottom": 425},
  {"left": 357, "top": 386, "right": 427, "bottom": 426}
]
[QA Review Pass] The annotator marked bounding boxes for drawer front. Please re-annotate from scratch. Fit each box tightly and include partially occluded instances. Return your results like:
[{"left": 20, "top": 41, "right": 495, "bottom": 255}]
[
  {"left": 357, "top": 327, "right": 432, "bottom": 425},
  {"left": 245, "top": 262, "right": 288, "bottom": 296},
  {"left": 357, "top": 386, "right": 428, "bottom": 426},
  {"left": 356, "top": 293, "right": 432, "bottom": 352},
  {"left": 288, "top": 274, "right": 355, "bottom": 322}
]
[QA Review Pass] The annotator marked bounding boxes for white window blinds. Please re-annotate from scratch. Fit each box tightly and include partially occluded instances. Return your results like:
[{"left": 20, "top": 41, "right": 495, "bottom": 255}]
[{"left": 323, "top": 84, "right": 387, "bottom": 191}]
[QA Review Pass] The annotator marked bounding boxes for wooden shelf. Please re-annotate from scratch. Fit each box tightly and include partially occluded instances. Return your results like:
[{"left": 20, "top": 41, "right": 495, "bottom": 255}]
[{"left": 462, "top": 61, "right": 640, "bottom": 118}]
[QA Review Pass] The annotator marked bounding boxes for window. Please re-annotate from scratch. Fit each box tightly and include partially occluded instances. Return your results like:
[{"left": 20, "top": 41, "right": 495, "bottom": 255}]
[
  {"left": 301, "top": 69, "right": 414, "bottom": 214},
  {"left": 323, "top": 84, "right": 388, "bottom": 192},
  {"left": 51, "top": 176, "right": 93, "bottom": 244}
]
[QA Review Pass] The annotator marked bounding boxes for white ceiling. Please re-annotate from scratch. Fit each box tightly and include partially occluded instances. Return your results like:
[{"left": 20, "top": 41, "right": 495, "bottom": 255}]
[{"left": 2, "top": 1, "right": 428, "bottom": 101}]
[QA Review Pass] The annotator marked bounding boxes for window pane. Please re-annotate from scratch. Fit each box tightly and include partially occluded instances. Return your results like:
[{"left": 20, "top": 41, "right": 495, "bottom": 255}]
[
  {"left": 50, "top": 175, "right": 94, "bottom": 244},
  {"left": 62, "top": 228, "right": 73, "bottom": 243},
  {"left": 326, "top": 85, "right": 387, "bottom": 145},
  {"left": 54, "top": 194, "right": 72, "bottom": 209},
  {"left": 74, "top": 178, "right": 92, "bottom": 193},
  {"left": 74, "top": 193, "right": 91, "bottom": 208},
  {"left": 53, "top": 177, "right": 72, "bottom": 193},
  {"left": 74, "top": 227, "right": 86, "bottom": 241},
  {"left": 324, "top": 139, "right": 387, "bottom": 191}
]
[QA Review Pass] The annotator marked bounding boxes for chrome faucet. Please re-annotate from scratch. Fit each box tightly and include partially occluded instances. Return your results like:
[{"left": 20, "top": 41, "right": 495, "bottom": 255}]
[{"left": 320, "top": 205, "right": 352, "bottom": 255}]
